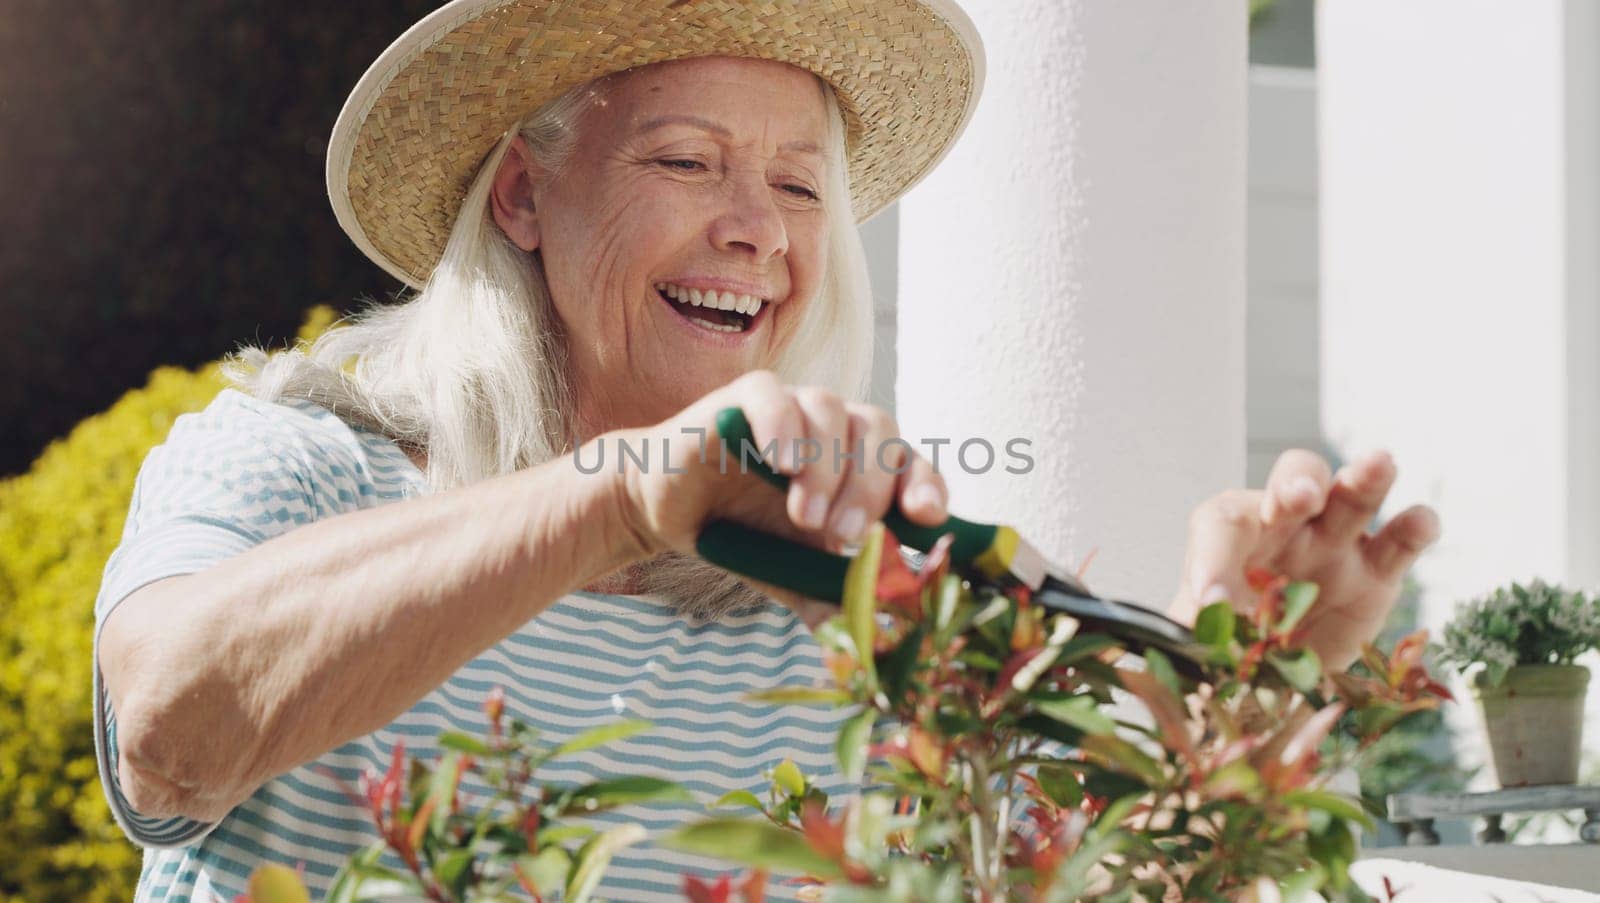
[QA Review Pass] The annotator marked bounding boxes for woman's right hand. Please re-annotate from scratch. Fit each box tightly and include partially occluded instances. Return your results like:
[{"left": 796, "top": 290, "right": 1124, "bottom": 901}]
[{"left": 606, "top": 370, "right": 951, "bottom": 566}]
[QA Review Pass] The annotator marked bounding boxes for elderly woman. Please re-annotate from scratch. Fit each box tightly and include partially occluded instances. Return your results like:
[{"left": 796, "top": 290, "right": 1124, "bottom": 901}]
[{"left": 92, "top": 1, "right": 1439, "bottom": 900}]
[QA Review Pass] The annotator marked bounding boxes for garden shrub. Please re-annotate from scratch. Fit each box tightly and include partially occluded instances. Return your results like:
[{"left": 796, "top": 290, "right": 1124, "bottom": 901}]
[{"left": 0, "top": 306, "right": 335, "bottom": 901}]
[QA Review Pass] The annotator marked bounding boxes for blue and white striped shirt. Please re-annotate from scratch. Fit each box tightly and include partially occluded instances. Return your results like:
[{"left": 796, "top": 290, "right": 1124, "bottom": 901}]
[{"left": 92, "top": 388, "right": 852, "bottom": 901}]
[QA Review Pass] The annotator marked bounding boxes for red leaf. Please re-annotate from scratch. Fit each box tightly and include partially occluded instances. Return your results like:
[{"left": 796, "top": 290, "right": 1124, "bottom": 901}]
[
  {"left": 1387, "top": 631, "right": 1428, "bottom": 687},
  {"left": 403, "top": 797, "right": 435, "bottom": 859},
  {"left": 521, "top": 806, "right": 541, "bottom": 851},
  {"left": 683, "top": 874, "right": 733, "bottom": 903},
  {"left": 799, "top": 801, "right": 848, "bottom": 862},
  {"left": 1117, "top": 668, "right": 1197, "bottom": 768},
  {"left": 740, "top": 869, "right": 769, "bottom": 903},
  {"left": 485, "top": 686, "right": 506, "bottom": 737}
]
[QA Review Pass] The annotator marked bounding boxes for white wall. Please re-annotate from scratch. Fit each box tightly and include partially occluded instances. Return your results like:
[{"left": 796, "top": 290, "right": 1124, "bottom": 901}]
[
  {"left": 895, "top": 0, "right": 1247, "bottom": 605},
  {"left": 1318, "top": 0, "right": 1600, "bottom": 790}
]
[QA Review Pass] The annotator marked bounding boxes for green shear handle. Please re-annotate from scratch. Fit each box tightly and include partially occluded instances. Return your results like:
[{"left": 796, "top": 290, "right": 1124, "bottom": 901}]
[{"left": 694, "top": 407, "right": 1019, "bottom": 603}]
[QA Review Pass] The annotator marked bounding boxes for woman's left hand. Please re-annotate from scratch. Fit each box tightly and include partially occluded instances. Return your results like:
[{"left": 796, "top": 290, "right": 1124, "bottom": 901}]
[{"left": 1168, "top": 449, "right": 1442, "bottom": 670}]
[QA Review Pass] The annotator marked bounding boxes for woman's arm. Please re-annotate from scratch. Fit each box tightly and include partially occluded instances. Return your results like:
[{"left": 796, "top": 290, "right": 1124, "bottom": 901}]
[
  {"left": 101, "top": 369, "right": 954, "bottom": 825},
  {"left": 99, "top": 437, "right": 647, "bottom": 823}
]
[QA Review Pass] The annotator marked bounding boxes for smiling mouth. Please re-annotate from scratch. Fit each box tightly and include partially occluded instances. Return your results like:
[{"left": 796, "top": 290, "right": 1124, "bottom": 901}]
[{"left": 655, "top": 283, "right": 763, "bottom": 334}]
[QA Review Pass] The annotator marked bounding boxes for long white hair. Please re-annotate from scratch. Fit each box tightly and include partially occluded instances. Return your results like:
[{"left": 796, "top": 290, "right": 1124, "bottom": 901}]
[{"left": 223, "top": 67, "right": 875, "bottom": 499}]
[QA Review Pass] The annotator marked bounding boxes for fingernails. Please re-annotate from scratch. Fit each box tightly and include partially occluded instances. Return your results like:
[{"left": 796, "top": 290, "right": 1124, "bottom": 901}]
[
  {"left": 832, "top": 507, "right": 866, "bottom": 543},
  {"left": 1289, "top": 476, "right": 1321, "bottom": 505},
  {"left": 801, "top": 495, "right": 829, "bottom": 530},
  {"left": 906, "top": 484, "right": 942, "bottom": 513}
]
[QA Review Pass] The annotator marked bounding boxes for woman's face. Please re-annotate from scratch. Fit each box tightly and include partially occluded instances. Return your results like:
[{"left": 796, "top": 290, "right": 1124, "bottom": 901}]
[{"left": 503, "top": 56, "right": 833, "bottom": 436}]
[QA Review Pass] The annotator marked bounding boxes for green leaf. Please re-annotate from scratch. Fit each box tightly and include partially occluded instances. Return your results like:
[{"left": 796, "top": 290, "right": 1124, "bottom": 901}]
[
  {"left": 1035, "top": 763, "right": 1085, "bottom": 809},
  {"left": 437, "top": 731, "right": 496, "bottom": 756},
  {"left": 567, "top": 823, "right": 647, "bottom": 903},
  {"left": 772, "top": 759, "right": 807, "bottom": 797},
  {"left": 427, "top": 752, "right": 469, "bottom": 836},
  {"left": 1194, "top": 602, "right": 1235, "bottom": 649},
  {"left": 561, "top": 776, "right": 692, "bottom": 814},
  {"left": 550, "top": 719, "right": 654, "bottom": 759},
  {"left": 956, "top": 649, "right": 1004, "bottom": 671},
  {"left": 1033, "top": 694, "right": 1117, "bottom": 736},
  {"left": 1485, "top": 660, "right": 1510, "bottom": 688},
  {"left": 245, "top": 863, "right": 310, "bottom": 903},
  {"left": 1267, "top": 647, "right": 1323, "bottom": 695},
  {"left": 514, "top": 847, "right": 573, "bottom": 897},
  {"left": 1280, "top": 581, "right": 1319, "bottom": 634},
  {"left": 536, "top": 824, "right": 597, "bottom": 846},
  {"left": 878, "top": 623, "right": 925, "bottom": 703},
  {"left": 836, "top": 708, "right": 877, "bottom": 781},
  {"left": 1055, "top": 633, "right": 1120, "bottom": 665},
  {"left": 745, "top": 686, "right": 853, "bottom": 706},
  {"left": 1280, "top": 864, "right": 1328, "bottom": 902},
  {"left": 433, "top": 847, "right": 475, "bottom": 899},
  {"left": 1089, "top": 794, "right": 1144, "bottom": 839},
  {"left": 843, "top": 523, "right": 884, "bottom": 692},
  {"left": 1144, "top": 648, "right": 1182, "bottom": 695},
  {"left": 665, "top": 818, "right": 845, "bottom": 879},
  {"left": 712, "top": 789, "right": 766, "bottom": 812},
  {"left": 933, "top": 573, "right": 963, "bottom": 634},
  {"left": 324, "top": 845, "right": 422, "bottom": 903},
  {"left": 325, "top": 844, "right": 385, "bottom": 903},
  {"left": 1078, "top": 734, "right": 1165, "bottom": 787},
  {"left": 1016, "top": 713, "right": 1086, "bottom": 747},
  {"left": 1282, "top": 789, "right": 1375, "bottom": 830}
]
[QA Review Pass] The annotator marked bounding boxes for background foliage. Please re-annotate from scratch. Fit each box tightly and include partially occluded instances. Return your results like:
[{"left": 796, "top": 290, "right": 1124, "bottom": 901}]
[
  {"left": 0, "top": 0, "right": 438, "bottom": 476},
  {"left": 0, "top": 307, "right": 335, "bottom": 902}
]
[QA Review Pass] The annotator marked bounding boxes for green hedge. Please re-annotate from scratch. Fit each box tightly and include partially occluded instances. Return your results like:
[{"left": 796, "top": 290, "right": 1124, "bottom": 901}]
[{"left": 0, "top": 307, "right": 335, "bottom": 901}]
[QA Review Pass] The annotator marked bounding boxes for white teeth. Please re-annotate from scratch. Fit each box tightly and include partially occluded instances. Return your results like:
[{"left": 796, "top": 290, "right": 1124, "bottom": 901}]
[{"left": 657, "top": 283, "right": 767, "bottom": 322}]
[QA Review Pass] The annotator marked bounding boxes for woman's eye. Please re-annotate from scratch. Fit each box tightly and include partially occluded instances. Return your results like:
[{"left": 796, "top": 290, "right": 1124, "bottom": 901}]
[
  {"left": 658, "top": 158, "right": 706, "bottom": 172},
  {"left": 782, "top": 184, "right": 820, "bottom": 201}
]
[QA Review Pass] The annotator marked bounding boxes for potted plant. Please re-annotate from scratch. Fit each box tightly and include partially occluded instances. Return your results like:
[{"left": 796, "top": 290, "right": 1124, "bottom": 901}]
[{"left": 1437, "top": 579, "right": 1600, "bottom": 787}]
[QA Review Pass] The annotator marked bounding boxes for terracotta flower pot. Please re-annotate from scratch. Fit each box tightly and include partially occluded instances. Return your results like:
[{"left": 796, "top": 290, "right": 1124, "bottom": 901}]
[{"left": 1472, "top": 664, "right": 1590, "bottom": 787}]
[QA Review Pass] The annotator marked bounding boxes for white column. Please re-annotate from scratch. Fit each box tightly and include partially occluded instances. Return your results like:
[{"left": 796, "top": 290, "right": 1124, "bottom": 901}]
[
  {"left": 1319, "top": 0, "right": 1600, "bottom": 773},
  {"left": 895, "top": 1, "right": 1248, "bottom": 604}
]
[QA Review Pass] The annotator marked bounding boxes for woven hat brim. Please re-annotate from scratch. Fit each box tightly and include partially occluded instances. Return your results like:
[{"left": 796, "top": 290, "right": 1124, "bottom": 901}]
[{"left": 327, "top": 0, "right": 984, "bottom": 289}]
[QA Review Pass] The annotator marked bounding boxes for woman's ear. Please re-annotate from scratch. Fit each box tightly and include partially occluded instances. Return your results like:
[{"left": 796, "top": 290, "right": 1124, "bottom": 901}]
[{"left": 490, "top": 136, "right": 542, "bottom": 251}]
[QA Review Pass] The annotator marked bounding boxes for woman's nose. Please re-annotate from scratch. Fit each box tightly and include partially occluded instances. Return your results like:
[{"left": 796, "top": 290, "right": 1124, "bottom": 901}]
[{"left": 708, "top": 176, "right": 790, "bottom": 262}]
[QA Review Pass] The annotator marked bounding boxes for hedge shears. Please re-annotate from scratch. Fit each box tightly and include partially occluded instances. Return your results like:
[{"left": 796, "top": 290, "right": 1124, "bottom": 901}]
[{"left": 694, "top": 407, "right": 1208, "bottom": 676}]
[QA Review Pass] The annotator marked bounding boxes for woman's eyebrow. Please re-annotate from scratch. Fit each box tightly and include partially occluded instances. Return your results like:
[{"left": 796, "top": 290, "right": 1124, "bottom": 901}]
[{"left": 635, "top": 114, "right": 823, "bottom": 156}]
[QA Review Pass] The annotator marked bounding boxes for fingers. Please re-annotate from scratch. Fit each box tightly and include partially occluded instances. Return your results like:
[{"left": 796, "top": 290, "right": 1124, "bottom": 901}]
[
  {"left": 1363, "top": 503, "right": 1441, "bottom": 580},
  {"left": 1258, "top": 449, "right": 1332, "bottom": 536},
  {"left": 727, "top": 370, "right": 802, "bottom": 473},
  {"left": 821, "top": 403, "right": 901, "bottom": 546},
  {"left": 1315, "top": 450, "right": 1397, "bottom": 543},
  {"left": 895, "top": 443, "right": 949, "bottom": 526},
  {"left": 1175, "top": 489, "right": 1264, "bottom": 623},
  {"left": 725, "top": 376, "right": 945, "bottom": 549},
  {"left": 787, "top": 388, "right": 850, "bottom": 531}
]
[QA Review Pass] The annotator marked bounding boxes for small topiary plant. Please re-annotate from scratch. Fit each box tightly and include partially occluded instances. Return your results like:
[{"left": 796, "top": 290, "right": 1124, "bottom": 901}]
[
  {"left": 0, "top": 306, "right": 336, "bottom": 901},
  {"left": 1436, "top": 579, "right": 1600, "bottom": 688}
]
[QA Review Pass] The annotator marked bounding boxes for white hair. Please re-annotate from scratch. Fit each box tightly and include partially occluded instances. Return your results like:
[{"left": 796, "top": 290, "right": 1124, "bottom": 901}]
[{"left": 223, "top": 67, "right": 875, "bottom": 499}]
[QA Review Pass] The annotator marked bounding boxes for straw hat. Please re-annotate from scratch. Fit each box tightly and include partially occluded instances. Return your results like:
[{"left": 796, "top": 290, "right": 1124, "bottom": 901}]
[{"left": 326, "top": 0, "right": 985, "bottom": 289}]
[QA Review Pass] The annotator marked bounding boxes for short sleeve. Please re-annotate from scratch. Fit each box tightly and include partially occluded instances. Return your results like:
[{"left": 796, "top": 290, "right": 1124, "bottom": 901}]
[{"left": 92, "top": 389, "right": 322, "bottom": 849}]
